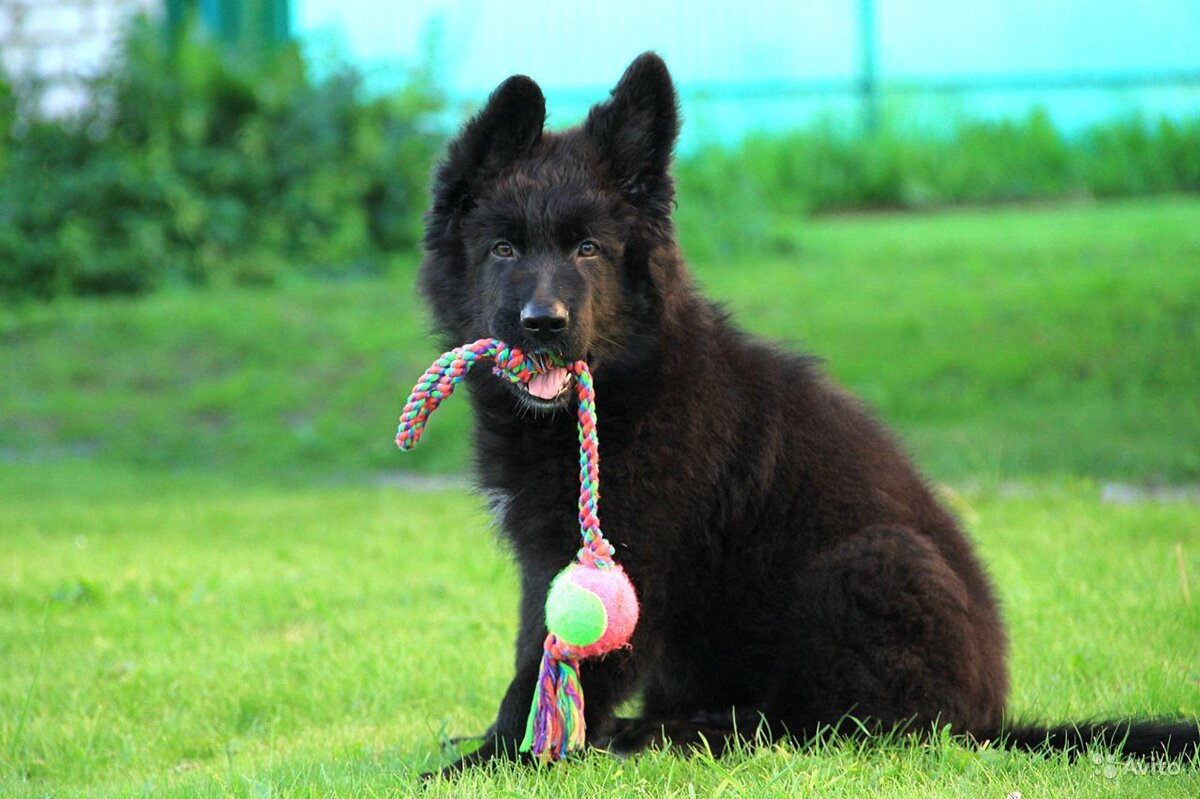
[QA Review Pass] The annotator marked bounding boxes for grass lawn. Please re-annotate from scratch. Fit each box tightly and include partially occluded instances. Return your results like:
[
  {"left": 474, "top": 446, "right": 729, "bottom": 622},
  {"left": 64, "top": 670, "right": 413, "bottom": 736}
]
[
  {"left": 0, "top": 465, "right": 1197, "bottom": 797},
  {"left": 2, "top": 196, "right": 1199, "bottom": 482},
  {"left": 2, "top": 197, "right": 1199, "bottom": 796}
]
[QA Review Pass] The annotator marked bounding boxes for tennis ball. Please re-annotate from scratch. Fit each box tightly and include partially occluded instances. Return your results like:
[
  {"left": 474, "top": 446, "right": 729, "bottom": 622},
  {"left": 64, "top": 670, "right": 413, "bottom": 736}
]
[{"left": 544, "top": 563, "right": 639, "bottom": 658}]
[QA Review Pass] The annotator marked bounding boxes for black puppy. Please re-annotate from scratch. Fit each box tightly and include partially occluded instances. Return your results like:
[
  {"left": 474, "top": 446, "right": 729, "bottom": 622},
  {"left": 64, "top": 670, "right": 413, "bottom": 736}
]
[{"left": 418, "top": 52, "right": 1198, "bottom": 771}]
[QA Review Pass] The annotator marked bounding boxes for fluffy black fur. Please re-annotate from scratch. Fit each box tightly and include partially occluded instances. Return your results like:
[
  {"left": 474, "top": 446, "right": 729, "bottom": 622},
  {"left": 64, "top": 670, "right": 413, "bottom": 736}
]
[{"left": 417, "top": 53, "right": 1199, "bottom": 772}]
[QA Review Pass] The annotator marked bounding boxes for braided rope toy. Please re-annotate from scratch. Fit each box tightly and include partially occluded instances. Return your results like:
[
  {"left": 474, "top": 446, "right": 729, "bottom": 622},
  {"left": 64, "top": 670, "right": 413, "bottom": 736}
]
[{"left": 395, "top": 338, "right": 639, "bottom": 761}]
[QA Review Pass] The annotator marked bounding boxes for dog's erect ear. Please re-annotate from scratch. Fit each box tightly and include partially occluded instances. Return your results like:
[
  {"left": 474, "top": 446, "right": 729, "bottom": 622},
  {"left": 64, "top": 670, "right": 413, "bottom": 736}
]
[
  {"left": 584, "top": 52, "right": 680, "bottom": 210},
  {"left": 451, "top": 74, "right": 546, "bottom": 174},
  {"left": 428, "top": 75, "right": 546, "bottom": 232}
]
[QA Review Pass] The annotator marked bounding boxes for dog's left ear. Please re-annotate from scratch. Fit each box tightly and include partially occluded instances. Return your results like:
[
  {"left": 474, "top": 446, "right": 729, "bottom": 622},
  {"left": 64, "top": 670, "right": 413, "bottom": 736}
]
[{"left": 584, "top": 52, "right": 680, "bottom": 212}]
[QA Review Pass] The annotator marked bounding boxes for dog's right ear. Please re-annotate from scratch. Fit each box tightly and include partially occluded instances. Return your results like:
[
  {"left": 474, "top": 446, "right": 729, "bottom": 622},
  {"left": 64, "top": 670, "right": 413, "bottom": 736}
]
[{"left": 427, "top": 75, "right": 546, "bottom": 235}]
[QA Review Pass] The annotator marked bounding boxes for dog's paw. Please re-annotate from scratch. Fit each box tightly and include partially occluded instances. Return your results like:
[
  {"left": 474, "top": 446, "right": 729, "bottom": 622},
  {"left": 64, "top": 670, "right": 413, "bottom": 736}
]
[
  {"left": 420, "top": 734, "right": 530, "bottom": 780},
  {"left": 598, "top": 718, "right": 669, "bottom": 757},
  {"left": 601, "top": 718, "right": 737, "bottom": 758}
]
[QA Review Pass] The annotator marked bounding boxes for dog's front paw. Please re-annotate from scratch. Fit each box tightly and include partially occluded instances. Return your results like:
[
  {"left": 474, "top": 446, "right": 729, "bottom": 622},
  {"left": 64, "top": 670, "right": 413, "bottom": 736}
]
[
  {"left": 601, "top": 718, "right": 737, "bottom": 758},
  {"left": 421, "top": 733, "right": 531, "bottom": 780}
]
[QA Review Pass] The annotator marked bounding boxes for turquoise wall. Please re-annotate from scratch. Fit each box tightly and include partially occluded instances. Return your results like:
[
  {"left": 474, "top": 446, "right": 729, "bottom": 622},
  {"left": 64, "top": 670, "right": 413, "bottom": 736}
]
[{"left": 293, "top": 0, "right": 1200, "bottom": 146}]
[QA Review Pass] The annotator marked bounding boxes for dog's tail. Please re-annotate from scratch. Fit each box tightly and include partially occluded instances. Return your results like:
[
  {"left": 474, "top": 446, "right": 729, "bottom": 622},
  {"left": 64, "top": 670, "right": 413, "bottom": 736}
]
[{"left": 987, "top": 718, "right": 1199, "bottom": 760}]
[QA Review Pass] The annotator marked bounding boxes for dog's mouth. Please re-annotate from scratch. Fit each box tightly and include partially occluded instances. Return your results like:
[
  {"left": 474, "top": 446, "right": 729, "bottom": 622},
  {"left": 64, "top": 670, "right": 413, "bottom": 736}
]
[
  {"left": 525, "top": 366, "right": 572, "bottom": 402},
  {"left": 510, "top": 353, "right": 585, "bottom": 413}
]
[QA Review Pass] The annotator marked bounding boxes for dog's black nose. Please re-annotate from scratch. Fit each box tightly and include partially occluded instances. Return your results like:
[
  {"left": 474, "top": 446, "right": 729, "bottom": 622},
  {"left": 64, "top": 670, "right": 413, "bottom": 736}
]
[{"left": 520, "top": 301, "right": 569, "bottom": 336}]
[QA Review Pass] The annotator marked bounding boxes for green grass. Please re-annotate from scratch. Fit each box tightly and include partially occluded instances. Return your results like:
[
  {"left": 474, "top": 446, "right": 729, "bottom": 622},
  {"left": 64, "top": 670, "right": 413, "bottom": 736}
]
[
  {"left": 0, "top": 464, "right": 1196, "bottom": 797},
  {"left": 3, "top": 197, "right": 1200, "bottom": 795},
  {"left": 711, "top": 196, "right": 1200, "bottom": 480},
  {"left": 2, "top": 196, "right": 1199, "bottom": 482}
]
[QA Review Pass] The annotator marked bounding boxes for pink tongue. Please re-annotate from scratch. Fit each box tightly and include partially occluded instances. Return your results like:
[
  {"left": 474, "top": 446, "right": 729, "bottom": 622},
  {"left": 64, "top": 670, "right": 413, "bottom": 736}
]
[{"left": 527, "top": 367, "right": 569, "bottom": 400}]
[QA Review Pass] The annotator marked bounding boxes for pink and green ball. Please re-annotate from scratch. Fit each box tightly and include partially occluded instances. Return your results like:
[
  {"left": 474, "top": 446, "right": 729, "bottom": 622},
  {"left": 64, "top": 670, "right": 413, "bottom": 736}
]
[{"left": 545, "top": 563, "right": 639, "bottom": 658}]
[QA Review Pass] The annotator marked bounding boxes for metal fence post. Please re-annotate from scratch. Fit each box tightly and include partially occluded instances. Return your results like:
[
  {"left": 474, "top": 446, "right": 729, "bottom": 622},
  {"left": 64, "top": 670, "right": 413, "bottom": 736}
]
[
  {"left": 167, "top": 0, "right": 290, "bottom": 49},
  {"left": 859, "top": 0, "right": 880, "bottom": 134}
]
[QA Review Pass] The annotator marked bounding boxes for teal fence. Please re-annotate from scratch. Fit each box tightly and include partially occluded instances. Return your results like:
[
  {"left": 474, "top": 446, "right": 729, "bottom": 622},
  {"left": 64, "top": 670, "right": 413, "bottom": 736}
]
[
  {"left": 167, "top": 0, "right": 290, "bottom": 50},
  {"left": 293, "top": 1, "right": 1199, "bottom": 146}
]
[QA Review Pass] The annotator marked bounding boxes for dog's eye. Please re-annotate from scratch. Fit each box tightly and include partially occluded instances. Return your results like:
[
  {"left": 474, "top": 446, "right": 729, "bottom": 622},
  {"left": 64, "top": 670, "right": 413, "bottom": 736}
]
[
  {"left": 492, "top": 241, "right": 515, "bottom": 258},
  {"left": 577, "top": 240, "right": 599, "bottom": 258}
]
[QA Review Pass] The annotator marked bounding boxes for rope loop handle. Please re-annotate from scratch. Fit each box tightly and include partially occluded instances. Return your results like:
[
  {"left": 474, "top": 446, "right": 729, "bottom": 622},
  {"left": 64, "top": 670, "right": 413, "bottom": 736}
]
[
  {"left": 396, "top": 338, "right": 614, "bottom": 567},
  {"left": 396, "top": 338, "right": 628, "bottom": 761}
]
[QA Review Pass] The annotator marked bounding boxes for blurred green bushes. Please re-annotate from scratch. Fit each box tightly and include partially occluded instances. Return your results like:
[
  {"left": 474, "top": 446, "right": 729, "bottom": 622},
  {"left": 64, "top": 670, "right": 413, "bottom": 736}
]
[
  {"left": 674, "top": 110, "right": 1200, "bottom": 259},
  {"left": 0, "top": 19, "right": 441, "bottom": 299},
  {"left": 1, "top": 16, "right": 1198, "bottom": 299}
]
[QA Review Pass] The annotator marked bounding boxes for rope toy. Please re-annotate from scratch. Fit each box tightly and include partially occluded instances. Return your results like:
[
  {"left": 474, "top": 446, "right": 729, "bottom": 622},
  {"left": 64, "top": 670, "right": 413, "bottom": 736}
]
[{"left": 395, "top": 337, "right": 639, "bottom": 762}]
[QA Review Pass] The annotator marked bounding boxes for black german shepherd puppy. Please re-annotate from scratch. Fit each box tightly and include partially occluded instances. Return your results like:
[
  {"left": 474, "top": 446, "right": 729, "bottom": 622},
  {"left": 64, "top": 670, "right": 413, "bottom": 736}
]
[{"left": 418, "top": 52, "right": 1198, "bottom": 771}]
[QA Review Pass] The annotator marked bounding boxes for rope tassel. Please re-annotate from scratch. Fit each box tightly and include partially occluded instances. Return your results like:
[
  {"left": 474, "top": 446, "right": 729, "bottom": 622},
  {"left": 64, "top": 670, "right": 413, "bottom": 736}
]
[
  {"left": 396, "top": 338, "right": 639, "bottom": 762},
  {"left": 521, "top": 636, "right": 586, "bottom": 760}
]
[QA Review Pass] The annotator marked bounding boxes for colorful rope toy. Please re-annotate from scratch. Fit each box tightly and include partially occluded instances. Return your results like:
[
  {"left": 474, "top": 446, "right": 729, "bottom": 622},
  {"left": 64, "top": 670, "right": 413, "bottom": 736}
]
[{"left": 395, "top": 338, "right": 639, "bottom": 762}]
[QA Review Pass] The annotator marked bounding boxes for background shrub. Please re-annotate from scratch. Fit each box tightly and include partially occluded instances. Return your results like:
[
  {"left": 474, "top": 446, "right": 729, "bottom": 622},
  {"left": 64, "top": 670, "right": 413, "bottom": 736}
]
[
  {"left": 1, "top": 18, "right": 1197, "bottom": 298},
  {"left": 673, "top": 109, "right": 1200, "bottom": 260},
  {"left": 0, "top": 18, "right": 442, "bottom": 299}
]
